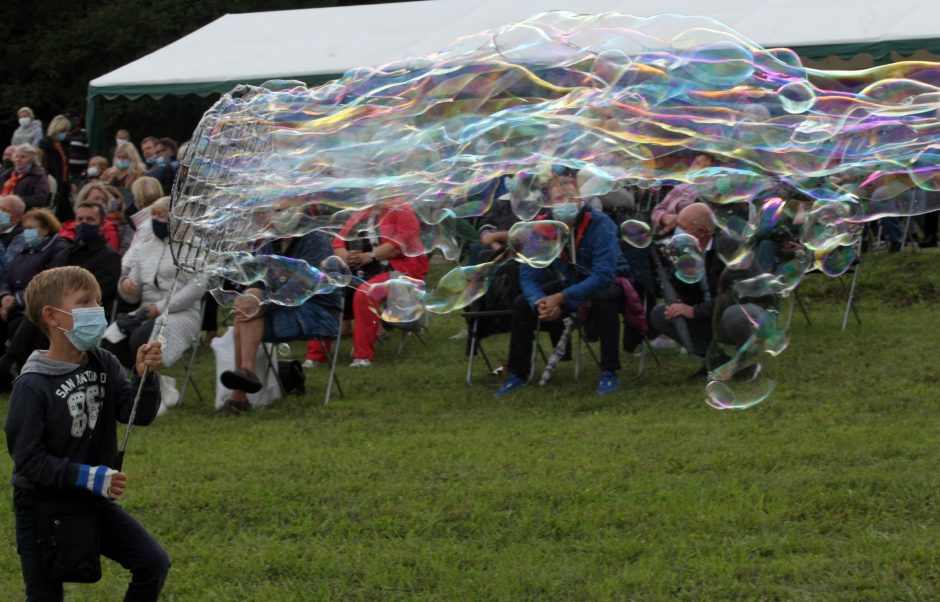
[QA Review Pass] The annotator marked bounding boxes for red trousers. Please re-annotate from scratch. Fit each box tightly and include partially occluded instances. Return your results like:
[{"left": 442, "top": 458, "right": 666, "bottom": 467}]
[{"left": 306, "top": 271, "right": 391, "bottom": 362}]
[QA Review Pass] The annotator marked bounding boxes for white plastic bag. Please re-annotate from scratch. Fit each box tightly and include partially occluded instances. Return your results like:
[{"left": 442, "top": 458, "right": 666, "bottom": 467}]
[{"left": 210, "top": 328, "right": 281, "bottom": 409}]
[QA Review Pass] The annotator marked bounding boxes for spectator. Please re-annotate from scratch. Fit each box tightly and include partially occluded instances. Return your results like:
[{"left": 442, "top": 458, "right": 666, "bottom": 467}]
[
  {"left": 651, "top": 153, "right": 714, "bottom": 235},
  {"left": 60, "top": 182, "right": 123, "bottom": 251},
  {"left": 109, "top": 128, "right": 132, "bottom": 161},
  {"left": 102, "top": 142, "right": 146, "bottom": 190},
  {"left": 63, "top": 108, "right": 89, "bottom": 183},
  {"left": 218, "top": 224, "right": 342, "bottom": 415},
  {"left": 122, "top": 177, "right": 165, "bottom": 271},
  {"left": 0, "top": 200, "right": 121, "bottom": 390},
  {"left": 84, "top": 155, "right": 110, "bottom": 183},
  {"left": 495, "top": 174, "right": 632, "bottom": 397},
  {"left": 0, "top": 144, "right": 50, "bottom": 209},
  {"left": 112, "top": 198, "right": 206, "bottom": 380},
  {"left": 0, "top": 209, "right": 70, "bottom": 348},
  {"left": 649, "top": 203, "right": 725, "bottom": 360},
  {"left": 2, "top": 146, "right": 14, "bottom": 170},
  {"left": 10, "top": 108, "right": 42, "bottom": 147},
  {"left": 307, "top": 200, "right": 429, "bottom": 368},
  {"left": 39, "top": 115, "right": 73, "bottom": 222},
  {"left": 0, "top": 194, "right": 27, "bottom": 263},
  {"left": 145, "top": 138, "right": 178, "bottom": 196},
  {"left": 140, "top": 136, "right": 159, "bottom": 168}
]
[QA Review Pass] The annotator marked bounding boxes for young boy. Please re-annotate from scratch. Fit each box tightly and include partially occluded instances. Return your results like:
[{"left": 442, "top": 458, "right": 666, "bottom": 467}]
[{"left": 4, "top": 266, "right": 169, "bottom": 600}]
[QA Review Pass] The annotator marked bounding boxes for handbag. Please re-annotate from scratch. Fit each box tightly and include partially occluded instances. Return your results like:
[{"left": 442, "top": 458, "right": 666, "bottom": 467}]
[
  {"left": 35, "top": 491, "right": 102, "bottom": 583},
  {"left": 115, "top": 309, "right": 148, "bottom": 335},
  {"left": 277, "top": 359, "right": 306, "bottom": 396}
]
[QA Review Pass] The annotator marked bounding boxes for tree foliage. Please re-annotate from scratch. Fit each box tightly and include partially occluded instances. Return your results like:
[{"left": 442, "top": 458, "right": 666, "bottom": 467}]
[{"left": 0, "top": 0, "right": 417, "bottom": 150}]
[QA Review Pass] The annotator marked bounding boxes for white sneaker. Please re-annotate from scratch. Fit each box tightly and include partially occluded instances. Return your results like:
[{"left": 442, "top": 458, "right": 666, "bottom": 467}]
[
  {"left": 650, "top": 336, "right": 679, "bottom": 350},
  {"left": 156, "top": 400, "right": 169, "bottom": 417},
  {"left": 349, "top": 359, "right": 372, "bottom": 368},
  {"left": 449, "top": 328, "right": 468, "bottom": 340},
  {"left": 302, "top": 359, "right": 321, "bottom": 369},
  {"left": 159, "top": 375, "right": 180, "bottom": 408}
]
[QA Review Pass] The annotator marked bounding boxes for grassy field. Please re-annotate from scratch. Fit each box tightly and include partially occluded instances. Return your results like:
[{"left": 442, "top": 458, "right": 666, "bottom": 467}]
[{"left": 2, "top": 250, "right": 940, "bottom": 600}]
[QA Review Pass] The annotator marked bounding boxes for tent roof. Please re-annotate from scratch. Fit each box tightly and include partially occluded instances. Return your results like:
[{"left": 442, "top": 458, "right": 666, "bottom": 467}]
[{"left": 88, "top": 0, "right": 940, "bottom": 99}]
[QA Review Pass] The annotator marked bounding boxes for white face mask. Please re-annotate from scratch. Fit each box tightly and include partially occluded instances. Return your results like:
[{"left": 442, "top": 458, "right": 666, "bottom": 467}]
[
  {"left": 18, "top": 117, "right": 30, "bottom": 127},
  {"left": 116, "top": 138, "right": 128, "bottom": 146}
]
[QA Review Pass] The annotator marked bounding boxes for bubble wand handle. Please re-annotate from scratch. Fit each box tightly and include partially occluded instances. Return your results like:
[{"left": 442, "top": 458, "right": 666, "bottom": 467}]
[{"left": 115, "top": 267, "right": 182, "bottom": 471}]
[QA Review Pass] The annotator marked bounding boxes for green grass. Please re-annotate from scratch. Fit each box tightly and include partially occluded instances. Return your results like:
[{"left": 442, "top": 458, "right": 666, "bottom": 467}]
[{"left": 2, "top": 250, "right": 940, "bottom": 600}]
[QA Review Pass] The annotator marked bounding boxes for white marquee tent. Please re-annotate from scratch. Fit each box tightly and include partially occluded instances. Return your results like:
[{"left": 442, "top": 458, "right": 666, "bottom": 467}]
[{"left": 86, "top": 0, "right": 940, "bottom": 146}]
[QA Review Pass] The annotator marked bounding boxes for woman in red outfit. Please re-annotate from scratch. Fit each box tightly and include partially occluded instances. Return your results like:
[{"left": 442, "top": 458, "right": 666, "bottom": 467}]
[{"left": 307, "top": 201, "right": 429, "bottom": 368}]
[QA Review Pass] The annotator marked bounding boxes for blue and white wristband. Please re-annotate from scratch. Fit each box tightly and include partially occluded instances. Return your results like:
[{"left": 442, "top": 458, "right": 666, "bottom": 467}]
[{"left": 76, "top": 464, "right": 117, "bottom": 498}]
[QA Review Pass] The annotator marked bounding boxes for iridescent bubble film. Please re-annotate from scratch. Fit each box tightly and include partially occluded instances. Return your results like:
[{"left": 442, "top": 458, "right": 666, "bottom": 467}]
[{"left": 168, "top": 11, "right": 940, "bottom": 409}]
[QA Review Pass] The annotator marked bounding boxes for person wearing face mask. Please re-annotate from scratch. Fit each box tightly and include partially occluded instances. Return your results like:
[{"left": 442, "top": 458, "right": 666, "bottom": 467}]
[
  {"left": 4, "top": 266, "right": 169, "bottom": 601},
  {"left": 102, "top": 142, "right": 145, "bottom": 190},
  {"left": 62, "top": 109, "right": 90, "bottom": 183},
  {"left": 10, "top": 107, "right": 43, "bottom": 147},
  {"left": 0, "top": 194, "right": 27, "bottom": 264},
  {"left": 495, "top": 173, "right": 634, "bottom": 397},
  {"left": 111, "top": 198, "right": 205, "bottom": 386},
  {"left": 3, "top": 145, "right": 16, "bottom": 171},
  {"left": 39, "top": 115, "right": 73, "bottom": 222},
  {"left": 0, "top": 201, "right": 122, "bottom": 391},
  {"left": 0, "top": 144, "right": 51, "bottom": 209},
  {"left": 58, "top": 182, "right": 123, "bottom": 251},
  {"left": 144, "top": 138, "right": 179, "bottom": 197},
  {"left": 0, "top": 209, "right": 70, "bottom": 349}
]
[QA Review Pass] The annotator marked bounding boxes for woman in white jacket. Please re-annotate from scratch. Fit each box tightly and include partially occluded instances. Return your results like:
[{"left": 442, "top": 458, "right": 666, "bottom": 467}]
[{"left": 115, "top": 197, "right": 205, "bottom": 369}]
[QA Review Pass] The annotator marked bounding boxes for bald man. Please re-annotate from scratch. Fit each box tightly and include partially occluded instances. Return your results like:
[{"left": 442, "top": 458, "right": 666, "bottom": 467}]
[{"left": 649, "top": 203, "right": 723, "bottom": 359}]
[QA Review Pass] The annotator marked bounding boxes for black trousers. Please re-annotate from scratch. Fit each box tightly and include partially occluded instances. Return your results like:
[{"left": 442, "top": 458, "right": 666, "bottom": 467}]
[
  {"left": 13, "top": 487, "right": 170, "bottom": 601},
  {"left": 507, "top": 281, "right": 623, "bottom": 379},
  {"left": 104, "top": 319, "right": 156, "bottom": 370}
]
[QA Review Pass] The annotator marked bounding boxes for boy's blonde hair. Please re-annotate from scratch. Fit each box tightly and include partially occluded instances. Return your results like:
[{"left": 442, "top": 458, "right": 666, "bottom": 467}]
[{"left": 25, "top": 267, "right": 101, "bottom": 336}]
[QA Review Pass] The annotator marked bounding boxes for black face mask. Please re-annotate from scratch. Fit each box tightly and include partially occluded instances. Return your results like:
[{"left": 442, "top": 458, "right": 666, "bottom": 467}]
[
  {"left": 151, "top": 219, "right": 169, "bottom": 240},
  {"left": 75, "top": 221, "right": 101, "bottom": 242}
]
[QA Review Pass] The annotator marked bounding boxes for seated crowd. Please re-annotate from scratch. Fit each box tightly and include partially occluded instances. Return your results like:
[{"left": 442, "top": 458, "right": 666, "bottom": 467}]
[{"left": 5, "top": 107, "right": 936, "bottom": 414}]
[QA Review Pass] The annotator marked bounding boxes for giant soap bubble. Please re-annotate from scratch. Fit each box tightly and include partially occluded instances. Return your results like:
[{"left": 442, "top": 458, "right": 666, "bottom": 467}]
[{"left": 169, "top": 11, "right": 940, "bottom": 408}]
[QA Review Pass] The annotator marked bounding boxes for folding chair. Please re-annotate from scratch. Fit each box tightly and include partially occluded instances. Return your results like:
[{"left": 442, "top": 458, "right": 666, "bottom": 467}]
[
  {"left": 175, "top": 300, "right": 208, "bottom": 408},
  {"left": 793, "top": 241, "right": 863, "bottom": 332},
  {"left": 464, "top": 309, "right": 514, "bottom": 384},
  {"left": 381, "top": 312, "right": 429, "bottom": 356}
]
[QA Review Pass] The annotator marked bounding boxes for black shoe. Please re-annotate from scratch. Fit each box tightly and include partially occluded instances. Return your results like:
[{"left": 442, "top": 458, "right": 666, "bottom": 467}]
[
  {"left": 688, "top": 365, "right": 708, "bottom": 380},
  {"left": 220, "top": 368, "right": 263, "bottom": 394}
]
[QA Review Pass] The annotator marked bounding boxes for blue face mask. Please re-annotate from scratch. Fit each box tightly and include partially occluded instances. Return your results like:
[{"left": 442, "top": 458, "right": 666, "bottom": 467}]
[
  {"left": 145, "top": 155, "right": 156, "bottom": 166},
  {"left": 552, "top": 203, "right": 580, "bottom": 225},
  {"left": 154, "top": 155, "right": 167, "bottom": 166},
  {"left": 23, "top": 228, "right": 42, "bottom": 247},
  {"left": 115, "top": 159, "right": 130, "bottom": 170},
  {"left": 0, "top": 211, "right": 11, "bottom": 229},
  {"left": 54, "top": 306, "right": 108, "bottom": 352},
  {"left": 54, "top": 133, "right": 67, "bottom": 142}
]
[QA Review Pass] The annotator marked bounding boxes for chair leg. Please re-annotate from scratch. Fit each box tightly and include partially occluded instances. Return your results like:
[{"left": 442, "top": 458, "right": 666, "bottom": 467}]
[
  {"left": 841, "top": 266, "right": 862, "bottom": 332},
  {"left": 466, "top": 319, "right": 478, "bottom": 386},
  {"left": 262, "top": 343, "right": 286, "bottom": 398},
  {"left": 177, "top": 341, "right": 200, "bottom": 407},
  {"left": 325, "top": 329, "right": 343, "bottom": 404},
  {"left": 795, "top": 289, "right": 812, "bottom": 326}
]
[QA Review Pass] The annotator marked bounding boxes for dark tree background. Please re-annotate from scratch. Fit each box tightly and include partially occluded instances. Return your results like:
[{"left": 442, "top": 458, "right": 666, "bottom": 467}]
[{"left": 0, "top": 0, "right": 419, "bottom": 153}]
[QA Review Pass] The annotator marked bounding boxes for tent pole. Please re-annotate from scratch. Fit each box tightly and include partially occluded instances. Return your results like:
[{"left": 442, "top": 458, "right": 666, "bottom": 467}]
[{"left": 85, "top": 92, "right": 102, "bottom": 156}]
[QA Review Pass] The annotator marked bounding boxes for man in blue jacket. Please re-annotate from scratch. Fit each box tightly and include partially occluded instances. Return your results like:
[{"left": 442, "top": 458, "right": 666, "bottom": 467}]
[{"left": 497, "top": 175, "right": 631, "bottom": 396}]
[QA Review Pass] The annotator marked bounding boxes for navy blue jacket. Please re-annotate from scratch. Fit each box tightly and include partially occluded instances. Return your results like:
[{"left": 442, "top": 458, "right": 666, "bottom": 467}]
[{"left": 520, "top": 207, "right": 631, "bottom": 310}]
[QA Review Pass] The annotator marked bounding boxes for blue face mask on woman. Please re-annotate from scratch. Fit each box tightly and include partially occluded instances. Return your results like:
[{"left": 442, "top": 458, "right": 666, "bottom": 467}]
[
  {"left": 54, "top": 306, "right": 108, "bottom": 351},
  {"left": 23, "top": 228, "right": 42, "bottom": 248},
  {"left": 115, "top": 159, "right": 131, "bottom": 170}
]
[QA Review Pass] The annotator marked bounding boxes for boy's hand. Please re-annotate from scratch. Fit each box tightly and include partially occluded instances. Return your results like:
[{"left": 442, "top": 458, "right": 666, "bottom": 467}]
[
  {"left": 136, "top": 341, "right": 163, "bottom": 376},
  {"left": 108, "top": 472, "right": 127, "bottom": 500}
]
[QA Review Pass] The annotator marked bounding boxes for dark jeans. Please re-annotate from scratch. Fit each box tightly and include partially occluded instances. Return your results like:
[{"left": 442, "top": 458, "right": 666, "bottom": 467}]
[
  {"left": 649, "top": 303, "right": 713, "bottom": 357},
  {"left": 13, "top": 487, "right": 170, "bottom": 601},
  {"left": 104, "top": 319, "right": 156, "bottom": 370},
  {"left": 507, "top": 281, "right": 623, "bottom": 379}
]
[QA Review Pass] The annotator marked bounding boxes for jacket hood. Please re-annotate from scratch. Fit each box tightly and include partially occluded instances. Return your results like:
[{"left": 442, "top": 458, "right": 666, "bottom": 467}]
[{"left": 20, "top": 349, "right": 86, "bottom": 377}]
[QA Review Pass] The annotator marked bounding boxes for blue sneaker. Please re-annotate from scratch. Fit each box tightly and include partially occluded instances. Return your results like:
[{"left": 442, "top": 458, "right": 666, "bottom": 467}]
[
  {"left": 495, "top": 374, "right": 527, "bottom": 398},
  {"left": 596, "top": 371, "right": 620, "bottom": 395}
]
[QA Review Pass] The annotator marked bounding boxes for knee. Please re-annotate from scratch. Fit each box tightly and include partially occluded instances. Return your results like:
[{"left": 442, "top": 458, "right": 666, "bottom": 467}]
[
  {"left": 717, "top": 303, "right": 767, "bottom": 346},
  {"left": 135, "top": 544, "right": 171, "bottom": 584},
  {"left": 649, "top": 304, "right": 668, "bottom": 332}
]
